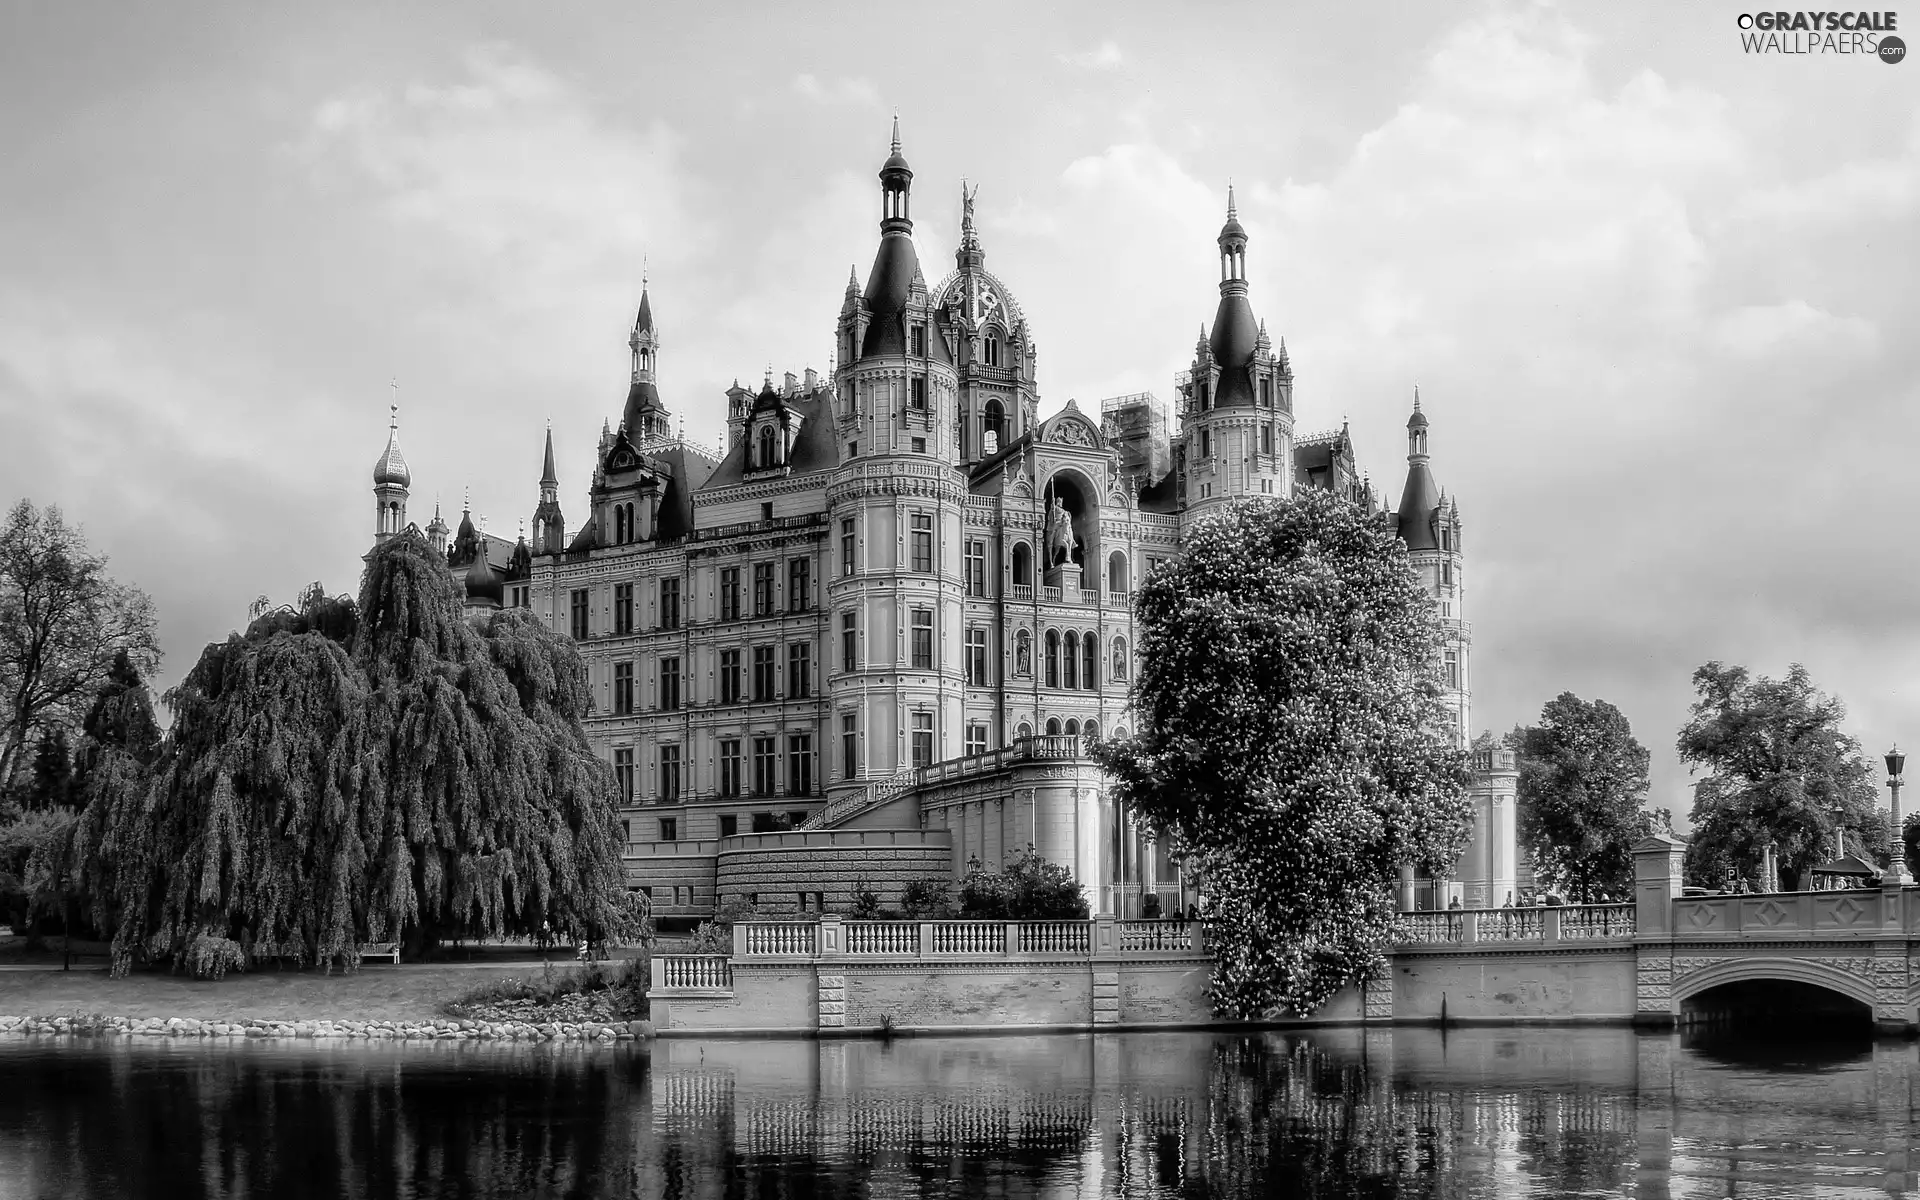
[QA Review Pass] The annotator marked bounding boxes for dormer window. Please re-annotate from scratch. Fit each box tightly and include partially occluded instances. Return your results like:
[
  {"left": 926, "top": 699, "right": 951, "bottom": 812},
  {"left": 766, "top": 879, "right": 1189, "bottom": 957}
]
[
  {"left": 757, "top": 427, "right": 776, "bottom": 469},
  {"left": 984, "top": 332, "right": 1001, "bottom": 367},
  {"left": 911, "top": 324, "right": 926, "bottom": 357}
]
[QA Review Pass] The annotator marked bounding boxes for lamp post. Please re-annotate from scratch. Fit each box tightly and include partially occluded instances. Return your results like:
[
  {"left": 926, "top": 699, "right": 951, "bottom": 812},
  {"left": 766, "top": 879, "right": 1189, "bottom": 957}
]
[{"left": 1887, "top": 744, "right": 1912, "bottom": 886}]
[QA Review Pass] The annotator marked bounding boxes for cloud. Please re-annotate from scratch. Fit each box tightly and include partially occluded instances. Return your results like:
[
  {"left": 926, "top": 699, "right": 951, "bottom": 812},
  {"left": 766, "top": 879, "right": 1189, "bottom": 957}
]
[
  {"left": 1059, "top": 41, "right": 1124, "bottom": 70},
  {"left": 793, "top": 73, "right": 882, "bottom": 107}
]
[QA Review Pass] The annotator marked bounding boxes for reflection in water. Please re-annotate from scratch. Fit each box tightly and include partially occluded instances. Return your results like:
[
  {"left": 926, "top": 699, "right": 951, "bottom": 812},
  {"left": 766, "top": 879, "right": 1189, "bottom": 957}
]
[{"left": 0, "top": 1027, "right": 1913, "bottom": 1198}]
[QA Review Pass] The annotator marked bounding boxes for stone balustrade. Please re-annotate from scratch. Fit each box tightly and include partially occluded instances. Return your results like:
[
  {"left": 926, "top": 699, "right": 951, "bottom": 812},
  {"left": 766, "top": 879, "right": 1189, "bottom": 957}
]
[
  {"left": 727, "top": 916, "right": 1203, "bottom": 963},
  {"left": 652, "top": 954, "right": 734, "bottom": 992},
  {"left": 1395, "top": 904, "right": 1634, "bottom": 946}
]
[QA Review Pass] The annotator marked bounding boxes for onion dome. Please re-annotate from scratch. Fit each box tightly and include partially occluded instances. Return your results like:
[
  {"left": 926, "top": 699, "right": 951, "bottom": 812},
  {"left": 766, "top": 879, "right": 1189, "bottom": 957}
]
[
  {"left": 372, "top": 403, "right": 411, "bottom": 487},
  {"left": 464, "top": 532, "right": 503, "bottom": 605}
]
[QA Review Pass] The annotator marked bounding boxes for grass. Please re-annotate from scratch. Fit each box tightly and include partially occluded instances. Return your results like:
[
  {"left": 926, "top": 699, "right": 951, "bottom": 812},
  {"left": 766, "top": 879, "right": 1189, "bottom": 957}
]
[{"left": 440, "top": 957, "right": 650, "bottom": 1022}]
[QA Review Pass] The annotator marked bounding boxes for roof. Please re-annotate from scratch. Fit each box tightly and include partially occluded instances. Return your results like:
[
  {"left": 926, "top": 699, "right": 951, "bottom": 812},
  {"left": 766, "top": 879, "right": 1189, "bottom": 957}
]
[
  {"left": 1812, "top": 854, "right": 1880, "bottom": 877},
  {"left": 540, "top": 427, "right": 558, "bottom": 487},
  {"left": 633, "top": 287, "right": 654, "bottom": 335},
  {"left": 1395, "top": 459, "right": 1442, "bottom": 549},
  {"left": 621, "top": 378, "right": 668, "bottom": 433},
  {"left": 698, "top": 386, "right": 839, "bottom": 492},
  {"left": 372, "top": 427, "right": 411, "bottom": 487},
  {"left": 859, "top": 234, "right": 920, "bottom": 358},
  {"left": 1207, "top": 290, "right": 1260, "bottom": 406}
]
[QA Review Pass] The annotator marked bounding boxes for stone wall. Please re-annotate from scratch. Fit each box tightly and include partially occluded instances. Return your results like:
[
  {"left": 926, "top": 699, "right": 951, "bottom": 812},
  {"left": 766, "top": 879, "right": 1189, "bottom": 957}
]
[
  {"left": 1390, "top": 947, "right": 1637, "bottom": 1023},
  {"left": 845, "top": 964, "right": 1095, "bottom": 1029},
  {"left": 715, "top": 829, "right": 953, "bottom": 914}
]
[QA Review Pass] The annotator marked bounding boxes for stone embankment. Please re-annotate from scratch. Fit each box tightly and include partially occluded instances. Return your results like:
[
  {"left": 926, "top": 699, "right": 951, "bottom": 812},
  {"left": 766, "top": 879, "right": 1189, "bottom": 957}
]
[{"left": 0, "top": 1013, "right": 654, "bottom": 1043}]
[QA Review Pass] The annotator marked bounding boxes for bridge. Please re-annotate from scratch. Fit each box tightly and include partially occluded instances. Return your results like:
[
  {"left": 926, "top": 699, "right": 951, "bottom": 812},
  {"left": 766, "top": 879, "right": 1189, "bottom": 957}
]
[{"left": 646, "top": 833, "right": 1920, "bottom": 1037}]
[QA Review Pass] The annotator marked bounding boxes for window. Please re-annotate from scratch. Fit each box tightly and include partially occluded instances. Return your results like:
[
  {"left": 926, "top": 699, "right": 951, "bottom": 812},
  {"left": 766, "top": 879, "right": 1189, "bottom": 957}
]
[
  {"left": 910, "top": 513, "right": 933, "bottom": 573},
  {"left": 1260, "top": 375, "right": 1272, "bottom": 407},
  {"left": 911, "top": 712, "right": 934, "bottom": 768},
  {"left": 910, "top": 375, "right": 927, "bottom": 409},
  {"left": 1046, "top": 717, "right": 1062, "bottom": 736},
  {"left": 614, "top": 582, "right": 633, "bottom": 635},
  {"left": 1442, "top": 561, "right": 1454, "bottom": 587},
  {"left": 966, "top": 627, "right": 988, "bottom": 687},
  {"left": 841, "top": 610, "right": 858, "bottom": 672},
  {"left": 788, "top": 558, "right": 811, "bottom": 612},
  {"left": 1065, "top": 719, "right": 1080, "bottom": 738},
  {"left": 621, "top": 819, "right": 630, "bottom": 845},
  {"left": 788, "top": 733, "right": 813, "bottom": 796},
  {"left": 753, "top": 645, "right": 775, "bottom": 702},
  {"left": 964, "top": 540, "right": 987, "bottom": 597},
  {"left": 911, "top": 437, "right": 926, "bottom": 454},
  {"left": 1045, "top": 630, "right": 1060, "bottom": 688},
  {"left": 1107, "top": 551, "right": 1128, "bottom": 595},
  {"left": 911, "top": 324, "right": 927, "bottom": 357},
  {"left": 841, "top": 713, "right": 859, "bottom": 780},
  {"left": 788, "top": 642, "right": 812, "bottom": 699},
  {"left": 1082, "top": 634, "right": 1097, "bottom": 691},
  {"left": 658, "top": 657, "right": 681, "bottom": 711},
  {"left": 762, "top": 501, "right": 774, "bottom": 522},
  {"left": 1196, "top": 379, "right": 1210, "bottom": 410},
  {"left": 719, "top": 567, "right": 741, "bottom": 622},
  {"left": 658, "top": 818, "right": 678, "bottom": 842},
  {"left": 753, "top": 563, "right": 775, "bottom": 616},
  {"left": 965, "top": 723, "right": 988, "bottom": 757},
  {"left": 569, "top": 589, "right": 590, "bottom": 640},
  {"left": 751, "top": 814, "right": 781, "bottom": 834},
  {"left": 1063, "top": 632, "right": 1079, "bottom": 690},
  {"left": 1011, "top": 542, "right": 1033, "bottom": 587},
  {"left": 720, "top": 649, "right": 742, "bottom": 704},
  {"left": 787, "top": 812, "right": 809, "bottom": 830},
  {"left": 983, "top": 398, "right": 1004, "bottom": 454},
  {"left": 840, "top": 519, "right": 856, "bottom": 577},
  {"left": 848, "top": 441, "right": 858, "bottom": 458},
  {"left": 1444, "top": 650, "right": 1460, "bottom": 690},
  {"left": 1261, "top": 425, "right": 1273, "bottom": 455},
  {"left": 659, "top": 578, "right": 680, "bottom": 630},
  {"left": 752, "top": 736, "right": 778, "bottom": 796},
  {"left": 984, "top": 333, "right": 1001, "bottom": 367},
  {"left": 613, "top": 661, "right": 634, "bottom": 715},
  {"left": 719, "top": 739, "right": 744, "bottom": 797},
  {"left": 1199, "top": 429, "right": 1212, "bottom": 459},
  {"left": 659, "top": 745, "right": 681, "bottom": 802},
  {"left": 911, "top": 608, "right": 933, "bottom": 669},
  {"left": 719, "top": 814, "right": 738, "bottom": 838},
  {"left": 510, "top": 585, "right": 529, "bottom": 609},
  {"left": 613, "top": 748, "right": 634, "bottom": 804},
  {"left": 1017, "top": 721, "right": 1033, "bottom": 741}
]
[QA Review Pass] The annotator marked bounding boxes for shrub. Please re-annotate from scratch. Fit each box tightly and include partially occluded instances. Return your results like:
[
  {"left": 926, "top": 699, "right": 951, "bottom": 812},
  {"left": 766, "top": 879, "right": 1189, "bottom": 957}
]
[
  {"left": 686, "top": 896, "right": 759, "bottom": 954},
  {"left": 901, "top": 877, "right": 956, "bottom": 919},
  {"left": 848, "top": 878, "right": 881, "bottom": 919},
  {"left": 184, "top": 933, "right": 247, "bottom": 981},
  {"left": 960, "top": 846, "right": 1090, "bottom": 920}
]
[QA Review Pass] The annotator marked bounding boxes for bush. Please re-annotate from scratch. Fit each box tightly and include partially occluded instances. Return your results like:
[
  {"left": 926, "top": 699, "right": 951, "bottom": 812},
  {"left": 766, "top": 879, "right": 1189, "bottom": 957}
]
[
  {"left": 848, "top": 878, "right": 881, "bottom": 919},
  {"left": 901, "top": 877, "right": 956, "bottom": 919},
  {"left": 959, "top": 846, "right": 1090, "bottom": 920},
  {"left": 686, "top": 896, "right": 759, "bottom": 954},
  {"left": 184, "top": 933, "right": 247, "bottom": 981}
]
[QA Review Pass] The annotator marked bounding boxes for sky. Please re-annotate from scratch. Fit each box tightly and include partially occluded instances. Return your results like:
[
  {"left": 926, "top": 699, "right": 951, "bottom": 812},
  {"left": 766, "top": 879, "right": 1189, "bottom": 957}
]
[{"left": 1, "top": 1, "right": 1915, "bottom": 824}]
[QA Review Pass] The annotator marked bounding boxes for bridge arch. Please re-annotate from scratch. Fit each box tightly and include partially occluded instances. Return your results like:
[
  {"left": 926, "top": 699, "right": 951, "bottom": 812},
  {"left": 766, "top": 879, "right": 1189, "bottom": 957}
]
[{"left": 1671, "top": 957, "right": 1878, "bottom": 1011}]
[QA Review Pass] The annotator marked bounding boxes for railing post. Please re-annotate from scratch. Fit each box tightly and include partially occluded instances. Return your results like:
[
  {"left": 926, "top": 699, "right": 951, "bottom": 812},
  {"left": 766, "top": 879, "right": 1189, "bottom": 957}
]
[
  {"left": 818, "top": 916, "right": 843, "bottom": 959},
  {"left": 1543, "top": 908, "right": 1562, "bottom": 943},
  {"left": 732, "top": 922, "right": 749, "bottom": 958},
  {"left": 1633, "top": 832, "right": 1689, "bottom": 938},
  {"left": 1093, "top": 915, "right": 1118, "bottom": 960},
  {"left": 1461, "top": 910, "right": 1479, "bottom": 944},
  {"left": 1005, "top": 922, "right": 1020, "bottom": 956},
  {"left": 918, "top": 922, "right": 934, "bottom": 959},
  {"left": 650, "top": 955, "right": 666, "bottom": 991}
]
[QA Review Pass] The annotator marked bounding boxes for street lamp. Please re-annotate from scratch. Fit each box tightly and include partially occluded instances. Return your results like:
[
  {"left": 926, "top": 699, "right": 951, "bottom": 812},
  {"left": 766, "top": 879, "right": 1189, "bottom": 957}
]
[{"left": 1887, "top": 743, "right": 1912, "bottom": 886}]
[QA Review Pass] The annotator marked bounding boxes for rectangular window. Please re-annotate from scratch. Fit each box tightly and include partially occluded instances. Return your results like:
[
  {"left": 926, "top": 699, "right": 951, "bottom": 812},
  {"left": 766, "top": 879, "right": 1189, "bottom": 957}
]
[
  {"left": 659, "top": 578, "right": 680, "bottom": 630},
  {"left": 752, "top": 736, "right": 778, "bottom": 796},
  {"left": 719, "top": 567, "right": 741, "bottom": 622},
  {"left": 840, "top": 519, "right": 856, "bottom": 577},
  {"left": 788, "top": 733, "right": 813, "bottom": 796},
  {"left": 1261, "top": 425, "right": 1273, "bottom": 455},
  {"left": 719, "top": 814, "right": 738, "bottom": 838},
  {"left": 964, "top": 540, "right": 987, "bottom": 597},
  {"left": 753, "top": 562, "right": 775, "bottom": 617},
  {"left": 965, "top": 627, "right": 988, "bottom": 687},
  {"left": 788, "top": 642, "right": 812, "bottom": 699},
  {"left": 1444, "top": 650, "right": 1460, "bottom": 690},
  {"left": 788, "top": 558, "right": 811, "bottom": 612},
  {"left": 751, "top": 813, "right": 780, "bottom": 834},
  {"left": 613, "top": 661, "right": 634, "bottom": 715},
  {"left": 752, "top": 645, "right": 775, "bottom": 702},
  {"left": 720, "top": 649, "right": 742, "bottom": 704},
  {"left": 911, "top": 324, "right": 926, "bottom": 357},
  {"left": 1442, "top": 561, "right": 1454, "bottom": 587},
  {"left": 658, "top": 817, "right": 677, "bottom": 842},
  {"left": 1199, "top": 429, "right": 1212, "bottom": 460},
  {"left": 613, "top": 748, "right": 634, "bottom": 804},
  {"left": 760, "top": 501, "right": 774, "bottom": 523},
  {"left": 910, "top": 513, "right": 933, "bottom": 573},
  {"left": 659, "top": 745, "right": 681, "bottom": 803},
  {"left": 841, "top": 610, "right": 858, "bottom": 672},
  {"left": 1260, "top": 375, "right": 1272, "bottom": 407},
  {"left": 719, "top": 739, "right": 743, "bottom": 798},
  {"left": 621, "top": 819, "right": 630, "bottom": 845},
  {"left": 569, "top": 589, "right": 590, "bottom": 640},
  {"left": 911, "top": 711, "right": 934, "bottom": 768},
  {"left": 910, "top": 375, "right": 927, "bottom": 409},
  {"left": 911, "top": 608, "right": 933, "bottom": 669},
  {"left": 510, "top": 585, "right": 529, "bottom": 609},
  {"left": 658, "top": 656, "right": 681, "bottom": 711},
  {"left": 614, "top": 582, "right": 633, "bottom": 635},
  {"left": 911, "top": 437, "right": 926, "bottom": 454},
  {"left": 965, "top": 723, "right": 988, "bottom": 758},
  {"left": 841, "top": 713, "right": 859, "bottom": 780}
]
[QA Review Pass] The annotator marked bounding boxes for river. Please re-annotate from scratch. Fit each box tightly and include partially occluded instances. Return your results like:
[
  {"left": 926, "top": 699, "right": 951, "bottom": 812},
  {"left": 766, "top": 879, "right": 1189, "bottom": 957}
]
[{"left": 0, "top": 1026, "right": 1913, "bottom": 1197}]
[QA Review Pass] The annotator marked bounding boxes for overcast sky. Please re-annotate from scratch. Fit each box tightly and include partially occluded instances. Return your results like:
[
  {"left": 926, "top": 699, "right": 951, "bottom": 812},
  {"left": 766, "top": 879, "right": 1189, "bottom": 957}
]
[{"left": 2, "top": 2, "right": 1914, "bottom": 823}]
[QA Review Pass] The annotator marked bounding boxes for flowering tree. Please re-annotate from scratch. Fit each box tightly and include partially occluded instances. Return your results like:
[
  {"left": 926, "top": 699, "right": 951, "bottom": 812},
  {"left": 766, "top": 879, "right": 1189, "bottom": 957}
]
[
  {"left": 52, "top": 532, "right": 633, "bottom": 973},
  {"left": 1091, "top": 492, "right": 1472, "bottom": 1018}
]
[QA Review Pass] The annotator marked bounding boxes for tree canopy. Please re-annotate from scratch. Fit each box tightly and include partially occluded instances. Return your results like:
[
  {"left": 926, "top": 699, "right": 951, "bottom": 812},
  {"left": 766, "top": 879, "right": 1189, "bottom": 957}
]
[
  {"left": 0, "top": 500, "right": 160, "bottom": 794},
  {"left": 1509, "top": 693, "right": 1658, "bottom": 902},
  {"left": 51, "top": 531, "right": 633, "bottom": 973},
  {"left": 1677, "top": 661, "right": 1885, "bottom": 889},
  {"left": 1091, "top": 491, "right": 1472, "bottom": 1019}
]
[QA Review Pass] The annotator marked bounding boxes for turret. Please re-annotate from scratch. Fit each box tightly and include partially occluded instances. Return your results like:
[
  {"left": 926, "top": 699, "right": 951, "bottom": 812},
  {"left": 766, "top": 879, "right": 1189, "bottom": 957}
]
[
  {"left": 620, "top": 281, "right": 669, "bottom": 441},
  {"left": 532, "top": 423, "right": 566, "bottom": 556},
  {"left": 371, "top": 400, "right": 411, "bottom": 542}
]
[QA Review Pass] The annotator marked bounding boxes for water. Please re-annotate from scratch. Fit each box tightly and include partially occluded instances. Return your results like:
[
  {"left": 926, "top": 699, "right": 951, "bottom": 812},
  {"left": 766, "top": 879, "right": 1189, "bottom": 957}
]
[{"left": 0, "top": 1027, "right": 1915, "bottom": 1198}]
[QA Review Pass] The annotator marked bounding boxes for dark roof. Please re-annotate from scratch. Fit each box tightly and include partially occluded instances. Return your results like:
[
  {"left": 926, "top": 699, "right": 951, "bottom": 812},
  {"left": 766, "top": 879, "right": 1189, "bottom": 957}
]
[
  {"left": 1207, "top": 290, "right": 1260, "bottom": 406},
  {"left": 1395, "top": 460, "right": 1442, "bottom": 550},
  {"left": 698, "top": 387, "right": 839, "bottom": 492},
  {"left": 540, "top": 427, "right": 558, "bottom": 487},
  {"left": 860, "top": 233, "right": 919, "bottom": 358},
  {"left": 620, "top": 379, "right": 667, "bottom": 434},
  {"left": 634, "top": 287, "right": 654, "bottom": 334}
]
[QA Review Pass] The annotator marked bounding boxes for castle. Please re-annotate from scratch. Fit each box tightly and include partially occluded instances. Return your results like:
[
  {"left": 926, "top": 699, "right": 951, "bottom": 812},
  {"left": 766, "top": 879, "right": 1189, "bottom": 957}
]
[{"left": 365, "top": 121, "right": 1517, "bottom": 925}]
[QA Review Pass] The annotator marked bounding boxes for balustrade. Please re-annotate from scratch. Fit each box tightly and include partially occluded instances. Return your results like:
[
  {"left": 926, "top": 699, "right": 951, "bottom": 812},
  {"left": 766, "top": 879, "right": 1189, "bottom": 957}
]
[
  {"left": 658, "top": 955, "right": 733, "bottom": 990},
  {"left": 1560, "top": 903, "right": 1635, "bottom": 940},
  {"left": 847, "top": 922, "right": 920, "bottom": 956},
  {"left": 1018, "top": 922, "right": 1091, "bottom": 954},
  {"left": 1118, "top": 921, "right": 1196, "bottom": 951},
  {"left": 1011, "top": 584, "right": 1034, "bottom": 602},
  {"left": 1042, "top": 586, "right": 1064, "bottom": 604},
  {"left": 742, "top": 923, "right": 817, "bottom": 956},
  {"left": 1394, "top": 904, "right": 1636, "bottom": 945},
  {"left": 931, "top": 922, "right": 1006, "bottom": 955}
]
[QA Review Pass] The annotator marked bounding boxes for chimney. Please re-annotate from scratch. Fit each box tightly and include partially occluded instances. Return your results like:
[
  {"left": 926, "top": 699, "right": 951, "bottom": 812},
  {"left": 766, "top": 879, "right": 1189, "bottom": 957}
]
[
  {"left": 804, "top": 367, "right": 819, "bottom": 392},
  {"left": 784, "top": 371, "right": 798, "bottom": 397}
]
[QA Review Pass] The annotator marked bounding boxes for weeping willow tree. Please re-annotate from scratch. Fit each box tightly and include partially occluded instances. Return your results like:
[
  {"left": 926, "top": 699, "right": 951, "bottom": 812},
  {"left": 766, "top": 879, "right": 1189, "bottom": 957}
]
[{"left": 54, "top": 532, "right": 632, "bottom": 974}]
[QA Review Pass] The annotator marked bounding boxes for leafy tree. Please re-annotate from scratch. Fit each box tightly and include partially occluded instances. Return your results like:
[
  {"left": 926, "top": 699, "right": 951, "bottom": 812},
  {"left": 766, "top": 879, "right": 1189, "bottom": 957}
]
[
  {"left": 48, "top": 531, "right": 633, "bottom": 974},
  {"left": 1508, "top": 693, "right": 1657, "bottom": 902},
  {"left": 1677, "top": 662, "right": 1885, "bottom": 890},
  {"left": 1090, "top": 492, "right": 1472, "bottom": 1018},
  {"left": 1903, "top": 812, "right": 1920, "bottom": 878},
  {"left": 958, "top": 848, "right": 1089, "bottom": 920},
  {"left": 900, "top": 876, "right": 956, "bottom": 919},
  {"left": 0, "top": 501, "right": 161, "bottom": 793}
]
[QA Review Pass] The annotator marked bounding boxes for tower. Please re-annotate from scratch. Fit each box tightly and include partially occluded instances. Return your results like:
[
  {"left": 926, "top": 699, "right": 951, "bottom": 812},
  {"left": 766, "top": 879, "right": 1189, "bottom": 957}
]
[
  {"left": 937, "top": 183, "right": 1040, "bottom": 466},
  {"left": 1394, "top": 391, "right": 1467, "bottom": 746},
  {"left": 622, "top": 282, "right": 669, "bottom": 442},
  {"left": 532, "top": 423, "right": 566, "bottom": 555},
  {"left": 1178, "top": 189, "right": 1294, "bottom": 517},
  {"left": 371, "top": 400, "right": 411, "bottom": 541}
]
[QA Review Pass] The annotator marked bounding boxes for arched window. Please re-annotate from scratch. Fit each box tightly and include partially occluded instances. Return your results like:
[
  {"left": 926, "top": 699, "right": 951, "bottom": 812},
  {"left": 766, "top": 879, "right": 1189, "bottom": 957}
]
[
  {"left": 757, "top": 427, "right": 776, "bottom": 469},
  {"left": 1082, "top": 635, "right": 1097, "bottom": 690},
  {"left": 1107, "top": 550, "right": 1128, "bottom": 595},
  {"left": 1045, "top": 717, "right": 1062, "bottom": 736},
  {"left": 614, "top": 504, "right": 628, "bottom": 545},
  {"left": 1045, "top": 630, "right": 1060, "bottom": 688},
  {"left": 984, "top": 331, "right": 1001, "bottom": 367},
  {"left": 1111, "top": 635, "right": 1129, "bottom": 682},
  {"left": 1012, "top": 542, "right": 1033, "bottom": 587},
  {"left": 1063, "top": 632, "right": 1079, "bottom": 690},
  {"left": 1064, "top": 718, "right": 1080, "bottom": 738},
  {"left": 1113, "top": 726, "right": 1128, "bottom": 741},
  {"left": 983, "top": 398, "right": 1005, "bottom": 455},
  {"left": 1083, "top": 719, "right": 1100, "bottom": 740},
  {"left": 1017, "top": 721, "right": 1034, "bottom": 741}
]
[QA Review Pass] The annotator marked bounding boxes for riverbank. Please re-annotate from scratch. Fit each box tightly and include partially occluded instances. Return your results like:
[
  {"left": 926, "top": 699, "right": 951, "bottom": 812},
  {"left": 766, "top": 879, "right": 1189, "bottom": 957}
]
[{"left": 0, "top": 1013, "right": 649, "bottom": 1042}]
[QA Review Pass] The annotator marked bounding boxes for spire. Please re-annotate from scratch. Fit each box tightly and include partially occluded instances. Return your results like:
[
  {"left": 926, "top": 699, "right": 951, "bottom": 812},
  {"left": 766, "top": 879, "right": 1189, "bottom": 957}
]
[
  {"left": 890, "top": 111, "right": 901, "bottom": 156},
  {"left": 623, "top": 281, "right": 668, "bottom": 437},
  {"left": 540, "top": 424, "right": 558, "bottom": 488},
  {"left": 372, "top": 387, "right": 411, "bottom": 488},
  {"left": 1204, "top": 187, "right": 1258, "bottom": 403},
  {"left": 859, "top": 115, "right": 920, "bottom": 360},
  {"left": 1396, "top": 390, "right": 1442, "bottom": 549}
]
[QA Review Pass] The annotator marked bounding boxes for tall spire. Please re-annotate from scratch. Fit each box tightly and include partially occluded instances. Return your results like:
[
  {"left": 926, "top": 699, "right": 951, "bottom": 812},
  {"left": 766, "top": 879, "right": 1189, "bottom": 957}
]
[
  {"left": 859, "top": 114, "right": 920, "bottom": 360},
  {"left": 623, "top": 279, "right": 668, "bottom": 438},
  {"left": 890, "top": 111, "right": 901, "bottom": 156},
  {"left": 1204, "top": 187, "right": 1258, "bottom": 404},
  {"left": 1397, "top": 389, "right": 1441, "bottom": 549},
  {"left": 372, "top": 383, "right": 411, "bottom": 488}
]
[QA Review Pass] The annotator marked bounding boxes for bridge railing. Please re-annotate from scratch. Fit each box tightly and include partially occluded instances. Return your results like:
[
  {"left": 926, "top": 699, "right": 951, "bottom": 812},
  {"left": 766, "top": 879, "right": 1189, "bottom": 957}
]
[
  {"left": 1394, "top": 904, "right": 1636, "bottom": 946},
  {"left": 728, "top": 917, "right": 1204, "bottom": 962},
  {"left": 1667, "top": 888, "right": 1895, "bottom": 938}
]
